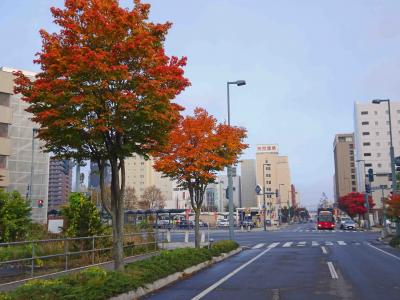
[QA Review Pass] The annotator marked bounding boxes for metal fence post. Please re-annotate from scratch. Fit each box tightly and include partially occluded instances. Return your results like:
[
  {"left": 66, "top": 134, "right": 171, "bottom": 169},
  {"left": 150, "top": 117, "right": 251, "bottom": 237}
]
[
  {"left": 30, "top": 242, "right": 35, "bottom": 277},
  {"left": 92, "top": 236, "right": 95, "bottom": 264},
  {"left": 64, "top": 239, "right": 68, "bottom": 271}
]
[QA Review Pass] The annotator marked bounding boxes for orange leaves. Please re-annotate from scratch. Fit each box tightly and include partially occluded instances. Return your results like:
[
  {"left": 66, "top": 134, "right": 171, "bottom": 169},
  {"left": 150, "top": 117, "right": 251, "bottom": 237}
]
[
  {"left": 387, "top": 193, "right": 400, "bottom": 218},
  {"left": 153, "top": 107, "right": 248, "bottom": 187}
]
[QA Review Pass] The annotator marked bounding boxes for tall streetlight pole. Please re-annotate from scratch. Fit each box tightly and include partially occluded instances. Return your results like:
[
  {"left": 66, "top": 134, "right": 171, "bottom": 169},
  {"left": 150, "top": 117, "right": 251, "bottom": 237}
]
[
  {"left": 227, "top": 80, "right": 246, "bottom": 241},
  {"left": 262, "top": 163, "right": 269, "bottom": 231},
  {"left": 356, "top": 159, "right": 371, "bottom": 230},
  {"left": 278, "top": 183, "right": 285, "bottom": 225},
  {"left": 372, "top": 99, "right": 396, "bottom": 193}
]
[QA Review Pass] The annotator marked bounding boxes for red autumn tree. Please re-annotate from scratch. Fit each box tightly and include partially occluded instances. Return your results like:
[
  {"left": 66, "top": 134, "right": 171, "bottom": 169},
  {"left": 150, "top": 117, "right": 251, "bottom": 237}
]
[
  {"left": 338, "top": 192, "right": 375, "bottom": 219},
  {"left": 386, "top": 193, "right": 400, "bottom": 220},
  {"left": 13, "top": 0, "right": 189, "bottom": 271},
  {"left": 153, "top": 108, "right": 248, "bottom": 247}
]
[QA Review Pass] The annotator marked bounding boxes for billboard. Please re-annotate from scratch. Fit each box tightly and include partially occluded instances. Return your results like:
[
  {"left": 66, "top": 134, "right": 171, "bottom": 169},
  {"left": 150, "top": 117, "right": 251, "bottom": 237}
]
[{"left": 256, "top": 144, "right": 279, "bottom": 154}]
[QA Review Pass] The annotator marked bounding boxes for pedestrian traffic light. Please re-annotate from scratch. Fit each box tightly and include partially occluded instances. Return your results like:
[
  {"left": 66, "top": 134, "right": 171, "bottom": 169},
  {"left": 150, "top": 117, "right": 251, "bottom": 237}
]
[
  {"left": 38, "top": 199, "right": 44, "bottom": 208},
  {"left": 368, "top": 168, "right": 374, "bottom": 182},
  {"left": 365, "top": 184, "right": 371, "bottom": 194}
]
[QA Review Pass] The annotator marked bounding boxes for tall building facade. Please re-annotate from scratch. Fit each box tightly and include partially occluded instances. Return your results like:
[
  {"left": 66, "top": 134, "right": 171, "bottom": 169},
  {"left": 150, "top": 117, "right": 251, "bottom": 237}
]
[
  {"left": 240, "top": 159, "right": 257, "bottom": 207},
  {"left": 255, "top": 144, "right": 292, "bottom": 221},
  {"left": 0, "top": 69, "right": 13, "bottom": 188},
  {"left": 0, "top": 67, "right": 50, "bottom": 223},
  {"left": 333, "top": 133, "right": 357, "bottom": 202},
  {"left": 125, "top": 155, "right": 172, "bottom": 206},
  {"left": 88, "top": 160, "right": 112, "bottom": 190},
  {"left": 354, "top": 101, "right": 400, "bottom": 212},
  {"left": 48, "top": 158, "right": 73, "bottom": 211}
]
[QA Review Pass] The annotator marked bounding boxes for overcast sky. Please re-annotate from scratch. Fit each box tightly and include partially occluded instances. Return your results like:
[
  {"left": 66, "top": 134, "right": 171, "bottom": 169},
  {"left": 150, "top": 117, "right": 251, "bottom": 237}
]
[{"left": 2, "top": 0, "right": 400, "bottom": 209}]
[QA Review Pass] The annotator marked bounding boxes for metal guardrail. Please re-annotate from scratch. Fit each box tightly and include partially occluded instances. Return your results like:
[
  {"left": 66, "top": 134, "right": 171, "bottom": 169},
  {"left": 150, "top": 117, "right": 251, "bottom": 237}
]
[{"left": 0, "top": 230, "right": 164, "bottom": 286}]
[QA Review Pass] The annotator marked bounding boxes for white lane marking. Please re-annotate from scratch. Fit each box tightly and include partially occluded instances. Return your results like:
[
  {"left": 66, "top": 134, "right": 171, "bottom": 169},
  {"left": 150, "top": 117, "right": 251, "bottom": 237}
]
[
  {"left": 321, "top": 246, "right": 327, "bottom": 254},
  {"left": 367, "top": 243, "right": 400, "bottom": 261},
  {"left": 252, "top": 243, "right": 264, "bottom": 249},
  {"left": 297, "top": 241, "right": 306, "bottom": 247},
  {"left": 325, "top": 241, "right": 333, "bottom": 246},
  {"left": 191, "top": 243, "right": 276, "bottom": 300},
  {"left": 283, "top": 242, "right": 293, "bottom": 248},
  {"left": 354, "top": 242, "right": 361, "bottom": 246},
  {"left": 332, "top": 230, "right": 336, "bottom": 232},
  {"left": 312, "top": 241, "right": 319, "bottom": 246},
  {"left": 269, "top": 242, "right": 280, "bottom": 248},
  {"left": 327, "top": 261, "right": 338, "bottom": 279},
  {"left": 337, "top": 241, "right": 346, "bottom": 246}
]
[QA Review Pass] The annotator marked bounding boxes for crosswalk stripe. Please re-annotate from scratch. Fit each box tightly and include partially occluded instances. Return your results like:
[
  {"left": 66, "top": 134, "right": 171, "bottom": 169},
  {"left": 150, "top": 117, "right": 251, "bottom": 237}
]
[
  {"left": 337, "top": 241, "right": 346, "bottom": 245},
  {"left": 297, "top": 241, "right": 306, "bottom": 247},
  {"left": 283, "top": 242, "right": 293, "bottom": 247},
  {"left": 252, "top": 243, "right": 265, "bottom": 249},
  {"left": 268, "top": 242, "right": 280, "bottom": 248},
  {"left": 312, "top": 241, "right": 319, "bottom": 246},
  {"left": 325, "top": 241, "right": 333, "bottom": 245}
]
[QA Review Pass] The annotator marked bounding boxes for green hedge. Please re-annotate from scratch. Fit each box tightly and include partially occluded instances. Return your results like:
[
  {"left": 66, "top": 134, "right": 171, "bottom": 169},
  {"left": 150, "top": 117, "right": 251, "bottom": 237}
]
[
  {"left": 1, "top": 240, "right": 239, "bottom": 300},
  {"left": 389, "top": 236, "right": 400, "bottom": 248}
]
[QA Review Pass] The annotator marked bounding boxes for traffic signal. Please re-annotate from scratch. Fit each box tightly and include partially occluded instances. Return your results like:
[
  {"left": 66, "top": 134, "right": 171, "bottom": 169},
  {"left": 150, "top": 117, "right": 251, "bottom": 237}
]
[
  {"left": 365, "top": 184, "right": 371, "bottom": 194},
  {"left": 368, "top": 168, "right": 374, "bottom": 182},
  {"left": 38, "top": 199, "right": 44, "bottom": 208},
  {"left": 395, "top": 156, "right": 400, "bottom": 172}
]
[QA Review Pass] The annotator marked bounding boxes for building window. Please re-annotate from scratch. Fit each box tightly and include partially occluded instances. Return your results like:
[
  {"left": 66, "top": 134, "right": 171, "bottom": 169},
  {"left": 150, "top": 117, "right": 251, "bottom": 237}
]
[
  {"left": 376, "top": 142, "right": 380, "bottom": 146},
  {"left": 363, "top": 142, "right": 370, "bottom": 146},
  {"left": 349, "top": 144, "right": 354, "bottom": 149},
  {"left": 0, "top": 155, "right": 6, "bottom": 169},
  {"left": 0, "top": 123, "right": 8, "bottom": 138},
  {"left": 378, "top": 163, "right": 382, "bottom": 168},
  {"left": 374, "top": 111, "right": 378, "bottom": 115},
  {"left": 352, "top": 188, "right": 357, "bottom": 192},
  {"left": 362, "top": 132, "right": 370, "bottom": 136},
  {"left": 0, "top": 93, "right": 10, "bottom": 106},
  {"left": 351, "top": 163, "right": 355, "bottom": 167},
  {"left": 352, "top": 181, "right": 356, "bottom": 185},
  {"left": 365, "top": 163, "right": 372, "bottom": 167},
  {"left": 364, "top": 153, "right": 371, "bottom": 157},
  {"left": 361, "top": 111, "right": 368, "bottom": 115},
  {"left": 377, "top": 153, "right": 381, "bottom": 157},
  {"left": 349, "top": 150, "right": 354, "bottom": 155},
  {"left": 351, "top": 168, "right": 355, "bottom": 173},
  {"left": 361, "top": 121, "right": 369, "bottom": 125},
  {"left": 351, "top": 175, "right": 355, "bottom": 179}
]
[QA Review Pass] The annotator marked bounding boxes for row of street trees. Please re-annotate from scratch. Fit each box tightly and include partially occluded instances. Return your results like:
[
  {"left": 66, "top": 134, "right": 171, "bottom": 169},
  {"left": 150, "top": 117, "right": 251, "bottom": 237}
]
[{"left": 14, "top": 0, "right": 247, "bottom": 271}]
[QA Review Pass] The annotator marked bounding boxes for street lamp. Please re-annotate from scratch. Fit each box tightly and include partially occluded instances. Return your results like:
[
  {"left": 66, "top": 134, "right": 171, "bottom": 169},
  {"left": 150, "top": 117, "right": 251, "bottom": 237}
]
[
  {"left": 372, "top": 99, "right": 396, "bottom": 194},
  {"left": 29, "top": 128, "right": 39, "bottom": 206},
  {"left": 356, "top": 159, "right": 371, "bottom": 230},
  {"left": 226, "top": 80, "right": 246, "bottom": 241},
  {"left": 262, "top": 163, "right": 269, "bottom": 231},
  {"left": 278, "top": 184, "right": 285, "bottom": 225}
]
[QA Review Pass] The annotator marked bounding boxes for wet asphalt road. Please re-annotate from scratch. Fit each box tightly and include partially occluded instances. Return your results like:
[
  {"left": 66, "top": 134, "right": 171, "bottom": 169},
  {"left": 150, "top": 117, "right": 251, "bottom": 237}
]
[{"left": 145, "top": 223, "right": 400, "bottom": 300}]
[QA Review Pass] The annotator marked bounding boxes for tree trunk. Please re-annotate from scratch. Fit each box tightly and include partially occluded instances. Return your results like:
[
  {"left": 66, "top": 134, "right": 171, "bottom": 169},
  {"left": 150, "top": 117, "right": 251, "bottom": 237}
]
[
  {"left": 110, "top": 158, "right": 125, "bottom": 271},
  {"left": 194, "top": 208, "right": 200, "bottom": 248},
  {"left": 98, "top": 160, "right": 112, "bottom": 216}
]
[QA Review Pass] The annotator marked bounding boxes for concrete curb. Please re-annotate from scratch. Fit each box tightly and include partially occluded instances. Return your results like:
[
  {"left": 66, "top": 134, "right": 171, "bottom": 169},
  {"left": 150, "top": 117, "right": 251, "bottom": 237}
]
[{"left": 109, "top": 247, "right": 242, "bottom": 300}]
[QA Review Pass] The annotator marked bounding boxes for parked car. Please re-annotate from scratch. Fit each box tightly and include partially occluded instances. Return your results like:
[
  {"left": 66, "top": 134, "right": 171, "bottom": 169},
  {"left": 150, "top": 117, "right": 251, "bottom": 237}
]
[
  {"left": 217, "top": 219, "right": 229, "bottom": 228},
  {"left": 341, "top": 220, "right": 356, "bottom": 230},
  {"left": 241, "top": 219, "right": 255, "bottom": 228}
]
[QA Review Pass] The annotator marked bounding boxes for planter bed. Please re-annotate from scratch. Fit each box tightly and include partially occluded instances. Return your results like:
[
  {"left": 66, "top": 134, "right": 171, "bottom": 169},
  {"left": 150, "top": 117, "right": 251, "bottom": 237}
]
[{"left": 0, "top": 240, "right": 240, "bottom": 300}]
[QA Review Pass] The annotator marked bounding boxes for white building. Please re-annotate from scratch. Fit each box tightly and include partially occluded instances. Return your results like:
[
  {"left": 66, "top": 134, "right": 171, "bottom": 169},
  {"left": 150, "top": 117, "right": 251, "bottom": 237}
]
[
  {"left": 240, "top": 159, "right": 257, "bottom": 208},
  {"left": 0, "top": 67, "right": 50, "bottom": 224},
  {"left": 125, "top": 155, "right": 173, "bottom": 207},
  {"left": 354, "top": 101, "right": 400, "bottom": 215}
]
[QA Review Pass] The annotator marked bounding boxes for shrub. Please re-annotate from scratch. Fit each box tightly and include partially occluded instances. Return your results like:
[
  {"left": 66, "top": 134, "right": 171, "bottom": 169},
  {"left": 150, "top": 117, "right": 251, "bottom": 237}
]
[
  {"left": 5, "top": 241, "right": 239, "bottom": 300},
  {"left": 389, "top": 236, "right": 400, "bottom": 248}
]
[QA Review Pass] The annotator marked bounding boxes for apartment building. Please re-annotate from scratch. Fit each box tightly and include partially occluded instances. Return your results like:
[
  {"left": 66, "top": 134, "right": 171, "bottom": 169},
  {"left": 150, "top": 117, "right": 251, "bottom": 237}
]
[
  {"left": 333, "top": 133, "right": 357, "bottom": 202},
  {"left": 354, "top": 101, "right": 400, "bottom": 213},
  {"left": 0, "top": 70, "right": 12, "bottom": 188},
  {"left": 255, "top": 144, "right": 292, "bottom": 221},
  {"left": 0, "top": 67, "right": 49, "bottom": 223},
  {"left": 48, "top": 158, "right": 73, "bottom": 211},
  {"left": 125, "top": 155, "right": 172, "bottom": 206}
]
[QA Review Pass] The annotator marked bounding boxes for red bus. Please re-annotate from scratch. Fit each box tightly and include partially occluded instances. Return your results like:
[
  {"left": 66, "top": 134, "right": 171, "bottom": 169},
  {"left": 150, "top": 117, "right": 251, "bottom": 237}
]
[{"left": 317, "top": 210, "right": 335, "bottom": 230}]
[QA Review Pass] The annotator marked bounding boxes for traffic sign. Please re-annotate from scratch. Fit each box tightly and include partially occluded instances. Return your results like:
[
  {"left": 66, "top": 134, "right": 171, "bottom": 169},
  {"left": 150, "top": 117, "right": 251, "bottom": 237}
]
[{"left": 255, "top": 185, "right": 262, "bottom": 194}]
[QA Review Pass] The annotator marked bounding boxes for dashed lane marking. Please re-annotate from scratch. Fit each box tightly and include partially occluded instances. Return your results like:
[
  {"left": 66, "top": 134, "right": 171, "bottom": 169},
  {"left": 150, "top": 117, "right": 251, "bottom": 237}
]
[
  {"left": 327, "top": 261, "right": 339, "bottom": 279},
  {"left": 312, "top": 241, "right": 319, "bottom": 246},
  {"left": 282, "top": 242, "right": 293, "bottom": 247},
  {"left": 297, "top": 241, "right": 306, "bottom": 247},
  {"left": 337, "top": 241, "right": 346, "bottom": 245},
  {"left": 321, "top": 246, "right": 327, "bottom": 254},
  {"left": 325, "top": 241, "right": 334, "bottom": 246}
]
